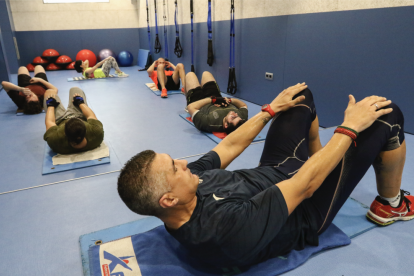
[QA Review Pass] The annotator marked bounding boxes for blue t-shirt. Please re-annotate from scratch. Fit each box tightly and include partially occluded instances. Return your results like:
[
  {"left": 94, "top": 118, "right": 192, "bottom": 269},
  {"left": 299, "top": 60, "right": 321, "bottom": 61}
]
[{"left": 166, "top": 151, "right": 319, "bottom": 269}]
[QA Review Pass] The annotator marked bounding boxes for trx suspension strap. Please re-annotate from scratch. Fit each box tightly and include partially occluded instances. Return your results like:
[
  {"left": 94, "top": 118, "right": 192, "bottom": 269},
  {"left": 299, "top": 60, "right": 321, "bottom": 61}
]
[
  {"left": 143, "top": 0, "right": 153, "bottom": 69},
  {"left": 163, "top": 0, "right": 169, "bottom": 61},
  {"left": 154, "top": 0, "right": 161, "bottom": 54},
  {"left": 227, "top": 0, "right": 237, "bottom": 94},
  {"left": 174, "top": 0, "right": 183, "bottom": 58},
  {"left": 190, "top": 0, "right": 195, "bottom": 72},
  {"left": 207, "top": 0, "right": 213, "bottom": 66}
]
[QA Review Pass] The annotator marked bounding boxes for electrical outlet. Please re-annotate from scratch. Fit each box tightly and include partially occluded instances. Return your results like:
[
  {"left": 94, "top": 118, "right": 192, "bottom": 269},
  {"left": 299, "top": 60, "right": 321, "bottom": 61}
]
[{"left": 265, "top": 72, "right": 273, "bottom": 80}]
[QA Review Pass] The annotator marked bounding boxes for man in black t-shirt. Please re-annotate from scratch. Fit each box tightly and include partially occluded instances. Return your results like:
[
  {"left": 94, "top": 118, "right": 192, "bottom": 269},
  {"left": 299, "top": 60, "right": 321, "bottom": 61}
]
[
  {"left": 118, "top": 83, "right": 412, "bottom": 269},
  {"left": 186, "top": 71, "right": 248, "bottom": 134}
]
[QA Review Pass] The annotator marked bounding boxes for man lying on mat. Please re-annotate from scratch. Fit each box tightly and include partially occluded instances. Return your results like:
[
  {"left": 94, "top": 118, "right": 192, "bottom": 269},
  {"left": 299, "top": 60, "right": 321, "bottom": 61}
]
[
  {"left": 1, "top": 65, "right": 57, "bottom": 114},
  {"left": 74, "top": 56, "right": 128, "bottom": 79},
  {"left": 118, "top": 83, "right": 412, "bottom": 269},
  {"left": 44, "top": 87, "right": 104, "bottom": 154},
  {"left": 186, "top": 71, "right": 248, "bottom": 134},
  {"left": 147, "top": 57, "right": 186, "bottom": 98}
]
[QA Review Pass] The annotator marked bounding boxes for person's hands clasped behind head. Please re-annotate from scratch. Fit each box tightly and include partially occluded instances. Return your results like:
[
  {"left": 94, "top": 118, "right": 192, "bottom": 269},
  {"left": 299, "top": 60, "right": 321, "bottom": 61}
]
[
  {"left": 211, "top": 96, "right": 231, "bottom": 107},
  {"left": 46, "top": 95, "right": 60, "bottom": 108},
  {"left": 72, "top": 93, "right": 85, "bottom": 107},
  {"left": 342, "top": 95, "right": 392, "bottom": 133}
]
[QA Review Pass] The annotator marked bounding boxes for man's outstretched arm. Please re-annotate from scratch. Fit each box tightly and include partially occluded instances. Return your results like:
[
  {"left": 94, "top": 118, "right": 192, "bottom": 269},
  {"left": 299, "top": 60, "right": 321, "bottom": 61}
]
[
  {"left": 277, "top": 95, "right": 393, "bottom": 215},
  {"left": 213, "top": 83, "right": 308, "bottom": 169}
]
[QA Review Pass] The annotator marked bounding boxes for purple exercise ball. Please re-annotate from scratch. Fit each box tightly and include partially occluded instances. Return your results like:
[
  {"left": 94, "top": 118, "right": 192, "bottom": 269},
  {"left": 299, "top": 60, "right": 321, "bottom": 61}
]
[{"left": 98, "top": 49, "right": 116, "bottom": 61}]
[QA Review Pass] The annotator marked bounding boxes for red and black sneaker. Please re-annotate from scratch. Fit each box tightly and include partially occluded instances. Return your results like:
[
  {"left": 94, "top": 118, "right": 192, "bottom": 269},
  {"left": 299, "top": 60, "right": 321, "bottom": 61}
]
[{"left": 367, "top": 190, "right": 414, "bottom": 226}]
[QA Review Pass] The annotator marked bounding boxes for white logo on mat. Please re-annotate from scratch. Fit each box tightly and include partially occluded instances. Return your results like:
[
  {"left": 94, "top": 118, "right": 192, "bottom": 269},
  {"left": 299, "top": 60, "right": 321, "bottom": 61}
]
[{"left": 99, "top": 236, "right": 142, "bottom": 276}]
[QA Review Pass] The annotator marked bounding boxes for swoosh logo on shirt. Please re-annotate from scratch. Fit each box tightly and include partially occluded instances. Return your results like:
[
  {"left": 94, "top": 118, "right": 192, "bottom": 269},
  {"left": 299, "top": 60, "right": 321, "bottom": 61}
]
[{"left": 213, "top": 194, "right": 225, "bottom": 201}]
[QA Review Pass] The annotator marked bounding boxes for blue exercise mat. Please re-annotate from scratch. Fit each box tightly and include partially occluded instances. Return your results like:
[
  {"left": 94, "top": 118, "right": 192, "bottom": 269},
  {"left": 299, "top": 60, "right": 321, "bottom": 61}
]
[
  {"left": 80, "top": 197, "right": 378, "bottom": 276},
  {"left": 42, "top": 142, "right": 110, "bottom": 175},
  {"left": 137, "top": 49, "right": 150, "bottom": 70},
  {"left": 145, "top": 83, "right": 183, "bottom": 96},
  {"left": 179, "top": 113, "right": 267, "bottom": 144}
]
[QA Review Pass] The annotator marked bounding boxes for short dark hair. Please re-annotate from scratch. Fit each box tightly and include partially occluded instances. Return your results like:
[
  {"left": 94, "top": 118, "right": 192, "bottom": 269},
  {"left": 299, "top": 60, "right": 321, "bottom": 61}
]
[
  {"left": 74, "top": 60, "right": 83, "bottom": 73},
  {"left": 224, "top": 119, "right": 246, "bottom": 134},
  {"left": 23, "top": 101, "right": 42, "bottom": 114},
  {"left": 118, "top": 150, "right": 169, "bottom": 217},
  {"left": 65, "top": 118, "right": 86, "bottom": 145}
]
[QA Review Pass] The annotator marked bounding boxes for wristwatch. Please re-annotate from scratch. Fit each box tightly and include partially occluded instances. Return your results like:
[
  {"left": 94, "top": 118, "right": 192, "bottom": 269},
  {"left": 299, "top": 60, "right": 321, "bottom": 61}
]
[{"left": 261, "top": 104, "right": 276, "bottom": 117}]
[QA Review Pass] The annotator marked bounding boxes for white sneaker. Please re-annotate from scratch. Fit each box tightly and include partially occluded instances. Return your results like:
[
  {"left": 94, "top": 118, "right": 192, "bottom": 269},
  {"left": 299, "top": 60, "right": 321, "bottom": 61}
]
[{"left": 117, "top": 72, "right": 129, "bottom": 78}]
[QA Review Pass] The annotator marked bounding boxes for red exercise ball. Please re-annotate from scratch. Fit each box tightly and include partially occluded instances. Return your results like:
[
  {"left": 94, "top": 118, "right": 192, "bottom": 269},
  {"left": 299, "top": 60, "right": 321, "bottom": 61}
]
[
  {"left": 56, "top": 55, "right": 72, "bottom": 67},
  {"left": 46, "top": 63, "right": 60, "bottom": 71},
  {"left": 76, "top": 49, "right": 97, "bottom": 67},
  {"left": 42, "top": 49, "right": 60, "bottom": 62},
  {"left": 32, "top": 56, "right": 49, "bottom": 67},
  {"left": 66, "top": 61, "right": 75, "bottom": 70},
  {"left": 26, "top": 63, "right": 35, "bottom": 72}
]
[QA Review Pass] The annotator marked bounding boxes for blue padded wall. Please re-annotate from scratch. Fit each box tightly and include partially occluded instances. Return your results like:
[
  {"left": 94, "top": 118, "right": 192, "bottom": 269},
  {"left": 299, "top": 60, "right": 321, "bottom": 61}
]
[
  {"left": 140, "top": 6, "right": 414, "bottom": 133},
  {"left": 283, "top": 7, "right": 414, "bottom": 133},
  {"left": 0, "top": 0, "right": 18, "bottom": 73},
  {"left": 16, "top": 28, "right": 140, "bottom": 68}
]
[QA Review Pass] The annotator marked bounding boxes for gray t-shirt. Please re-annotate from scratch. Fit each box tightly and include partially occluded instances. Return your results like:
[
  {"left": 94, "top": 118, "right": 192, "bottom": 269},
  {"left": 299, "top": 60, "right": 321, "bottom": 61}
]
[{"left": 192, "top": 104, "right": 248, "bottom": 132}]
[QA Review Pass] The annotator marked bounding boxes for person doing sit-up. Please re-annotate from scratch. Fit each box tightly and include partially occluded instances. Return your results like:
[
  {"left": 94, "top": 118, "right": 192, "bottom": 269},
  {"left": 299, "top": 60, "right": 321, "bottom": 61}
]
[
  {"left": 147, "top": 58, "right": 186, "bottom": 98},
  {"left": 74, "top": 56, "right": 128, "bottom": 79},
  {"left": 186, "top": 71, "right": 248, "bottom": 134},
  {"left": 1, "top": 65, "right": 57, "bottom": 114},
  {"left": 44, "top": 87, "right": 104, "bottom": 154},
  {"left": 118, "top": 83, "right": 412, "bottom": 270}
]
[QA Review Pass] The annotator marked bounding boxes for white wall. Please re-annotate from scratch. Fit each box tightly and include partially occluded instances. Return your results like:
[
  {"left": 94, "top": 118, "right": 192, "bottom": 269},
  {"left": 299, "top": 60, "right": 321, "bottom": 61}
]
[
  {"left": 139, "top": 0, "right": 414, "bottom": 27},
  {"left": 10, "top": 0, "right": 139, "bottom": 31},
  {"left": 11, "top": 0, "right": 414, "bottom": 31}
]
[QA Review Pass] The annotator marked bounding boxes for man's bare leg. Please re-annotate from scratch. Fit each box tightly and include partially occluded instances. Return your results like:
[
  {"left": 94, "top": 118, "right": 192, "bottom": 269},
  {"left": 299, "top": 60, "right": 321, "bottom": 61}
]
[
  {"left": 200, "top": 71, "right": 216, "bottom": 86},
  {"left": 157, "top": 64, "right": 167, "bottom": 90},
  {"left": 172, "top": 63, "right": 186, "bottom": 93},
  {"left": 308, "top": 115, "right": 323, "bottom": 157},
  {"left": 34, "top": 65, "right": 46, "bottom": 75},
  {"left": 18, "top": 66, "right": 30, "bottom": 77},
  {"left": 185, "top": 72, "right": 201, "bottom": 93},
  {"left": 373, "top": 140, "right": 406, "bottom": 198}
]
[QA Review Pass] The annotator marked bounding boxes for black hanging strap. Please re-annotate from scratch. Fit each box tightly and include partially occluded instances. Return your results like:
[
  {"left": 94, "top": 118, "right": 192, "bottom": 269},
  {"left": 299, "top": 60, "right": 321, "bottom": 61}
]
[
  {"left": 154, "top": 0, "right": 162, "bottom": 54},
  {"left": 207, "top": 0, "right": 214, "bottom": 66},
  {"left": 174, "top": 0, "right": 183, "bottom": 58},
  {"left": 227, "top": 0, "right": 237, "bottom": 94},
  {"left": 190, "top": 0, "right": 195, "bottom": 72},
  {"left": 140, "top": 0, "right": 153, "bottom": 70}
]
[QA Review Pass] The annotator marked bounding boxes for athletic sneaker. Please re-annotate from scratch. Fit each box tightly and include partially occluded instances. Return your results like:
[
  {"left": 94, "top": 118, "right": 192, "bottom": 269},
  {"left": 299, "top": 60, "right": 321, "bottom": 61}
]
[
  {"left": 161, "top": 88, "right": 168, "bottom": 98},
  {"left": 366, "top": 190, "right": 414, "bottom": 226},
  {"left": 181, "top": 87, "right": 186, "bottom": 95},
  {"left": 117, "top": 72, "right": 129, "bottom": 78}
]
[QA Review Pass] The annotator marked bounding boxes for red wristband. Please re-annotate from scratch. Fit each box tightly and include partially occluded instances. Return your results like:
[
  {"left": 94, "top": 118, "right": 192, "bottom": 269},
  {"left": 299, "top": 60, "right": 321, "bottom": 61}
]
[
  {"left": 334, "top": 127, "right": 357, "bottom": 147},
  {"left": 211, "top": 96, "right": 216, "bottom": 104}
]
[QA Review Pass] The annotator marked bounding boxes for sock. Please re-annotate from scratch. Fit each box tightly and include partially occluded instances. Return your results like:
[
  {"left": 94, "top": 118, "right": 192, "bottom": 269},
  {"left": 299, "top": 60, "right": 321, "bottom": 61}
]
[{"left": 380, "top": 192, "right": 401, "bottom": 208}]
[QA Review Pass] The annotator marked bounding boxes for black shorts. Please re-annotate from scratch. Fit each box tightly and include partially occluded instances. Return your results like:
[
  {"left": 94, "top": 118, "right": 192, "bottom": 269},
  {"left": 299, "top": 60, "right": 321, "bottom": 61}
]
[
  {"left": 186, "top": 81, "right": 222, "bottom": 105},
  {"left": 157, "top": 75, "right": 180, "bottom": 91},
  {"left": 18, "top": 73, "right": 48, "bottom": 90}
]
